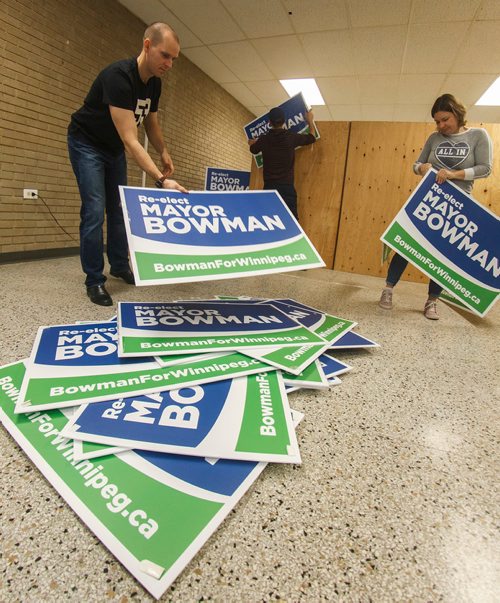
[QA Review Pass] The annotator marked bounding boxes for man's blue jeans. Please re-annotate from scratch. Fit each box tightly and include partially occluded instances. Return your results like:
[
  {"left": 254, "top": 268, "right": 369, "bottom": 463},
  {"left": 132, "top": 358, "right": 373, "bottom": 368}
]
[{"left": 68, "top": 133, "right": 130, "bottom": 287}]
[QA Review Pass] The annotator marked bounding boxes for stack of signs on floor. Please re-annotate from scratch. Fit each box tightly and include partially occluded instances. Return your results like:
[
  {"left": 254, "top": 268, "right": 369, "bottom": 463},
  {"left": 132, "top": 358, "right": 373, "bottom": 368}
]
[{"left": 0, "top": 298, "right": 378, "bottom": 598}]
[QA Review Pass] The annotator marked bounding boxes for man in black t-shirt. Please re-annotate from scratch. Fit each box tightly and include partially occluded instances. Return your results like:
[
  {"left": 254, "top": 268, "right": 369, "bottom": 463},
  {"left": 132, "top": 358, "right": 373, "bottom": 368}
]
[
  {"left": 249, "top": 107, "right": 316, "bottom": 220},
  {"left": 68, "top": 22, "right": 186, "bottom": 306}
]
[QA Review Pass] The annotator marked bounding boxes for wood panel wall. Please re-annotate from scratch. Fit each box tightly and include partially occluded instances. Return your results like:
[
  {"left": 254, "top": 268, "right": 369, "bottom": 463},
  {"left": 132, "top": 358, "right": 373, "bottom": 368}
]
[
  {"left": 249, "top": 122, "right": 350, "bottom": 268},
  {"left": 335, "top": 122, "right": 500, "bottom": 282},
  {"left": 250, "top": 120, "right": 499, "bottom": 282}
]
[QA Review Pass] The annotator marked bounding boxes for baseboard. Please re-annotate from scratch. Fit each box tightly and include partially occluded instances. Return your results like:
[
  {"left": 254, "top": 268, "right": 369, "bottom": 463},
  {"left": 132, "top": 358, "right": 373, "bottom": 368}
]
[{"left": 0, "top": 247, "right": 80, "bottom": 264}]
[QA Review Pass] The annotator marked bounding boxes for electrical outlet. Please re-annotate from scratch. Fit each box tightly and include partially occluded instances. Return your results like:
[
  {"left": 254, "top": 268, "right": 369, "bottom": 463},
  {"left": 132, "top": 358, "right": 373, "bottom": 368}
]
[{"left": 23, "top": 189, "right": 38, "bottom": 199}]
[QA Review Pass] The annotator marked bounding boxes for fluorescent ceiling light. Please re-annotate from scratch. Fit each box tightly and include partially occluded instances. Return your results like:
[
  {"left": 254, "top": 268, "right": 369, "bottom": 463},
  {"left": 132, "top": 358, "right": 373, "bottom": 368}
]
[
  {"left": 279, "top": 78, "right": 325, "bottom": 106},
  {"left": 475, "top": 76, "right": 500, "bottom": 106}
]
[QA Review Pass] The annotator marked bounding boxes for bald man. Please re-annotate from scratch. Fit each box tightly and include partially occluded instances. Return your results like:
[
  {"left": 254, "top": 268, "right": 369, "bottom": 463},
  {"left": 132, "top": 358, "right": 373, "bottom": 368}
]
[{"left": 68, "top": 22, "right": 186, "bottom": 306}]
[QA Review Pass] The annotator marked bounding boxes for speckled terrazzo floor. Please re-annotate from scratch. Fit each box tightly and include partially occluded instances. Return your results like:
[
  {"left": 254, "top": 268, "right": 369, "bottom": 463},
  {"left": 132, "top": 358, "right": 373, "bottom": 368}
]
[{"left": 0, "top": 257, "right": 498, "bottom": 602}]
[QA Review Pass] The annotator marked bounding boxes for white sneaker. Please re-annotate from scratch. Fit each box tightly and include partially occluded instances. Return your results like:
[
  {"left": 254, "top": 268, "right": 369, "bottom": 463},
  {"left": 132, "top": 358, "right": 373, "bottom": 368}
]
[
  {"left": 379, "top": 288, "right": 393, "bottom": 309},
  {"left": 424, "top": 300, "right": 439, "bottom": 320}
]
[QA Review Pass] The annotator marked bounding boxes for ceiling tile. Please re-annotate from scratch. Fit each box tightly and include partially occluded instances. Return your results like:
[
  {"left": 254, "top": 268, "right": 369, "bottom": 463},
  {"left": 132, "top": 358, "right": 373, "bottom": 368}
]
[
  {"left": 283, "top": 0, "right": 349, "bottom": 33},
  {"left": 476, "top": 0, "right": 500, "bottom": 19},
  {"left": 119, "top": 0, "right": 203, "bottom": 47},
  {"left": 348, "top": 0, "right": 412, "bottom": 28},
  {"left": 439, "top": 74, "right": 499, "bottom": 106},
  {"left": 410, "top": 0, "right": 481, "bottom": 23},
  {"left": 162, "top": 0, "right": 245, "bottom": 44},
  {"left": 220, "top": 82, "right": 263, "bottom": 107},
  {"left": 120, "top": 0, "right": 169, "bottom": 23},
  {"left": 329, "top": 104, "right": 362, "bottom": 121},
  {"left": 221, "top": 0, "right": 294, "bottom": 38},
  {"left": 317, "top": 76, "right": 359, "bottom": 104},
  {"left": 358, "top": 75, "right": 399, "bottom": 104},
  {"left": 117, "top": 0, "right": 500, "bottom": 122},
  {"left": 360, "top": 104, "right": 395, "bottom": 120},
  {"left": 452, "top": 21, "right": 500, "bottom": 74},
  {"left": 393, "top": 104, "right": 431, "bottom": 122},
  {"left": 182, "top": 47, "right": 239, "bottom": 83},
  {"left": 310, "top": 105, "right": 333, "bottom": 120},
  {"left": 248, "top": 81, "right": 289, "bottom": 106},
  {"left": 247, "top": 105, "right": 268, "bottom": 118},
  {"left": 210, "top": 41, "right": 275, "bottom": 81},
  {"left": 465, "top": 106, "right": 500, "bottom": 124},
  {"left": 300, "top": 30, "right": 356, "bottom": 77},
  {"left": 403, "top": 22, "right": 469, "bottom": 74},
  {"left": 352, "top": 26, "right": 406, "bottom": 75},
  {"left": 397, "top": 74, "right": 445, "bottom": 104},
  {"left": 251, "top": 36, "right": 312, "bottom": 79}
]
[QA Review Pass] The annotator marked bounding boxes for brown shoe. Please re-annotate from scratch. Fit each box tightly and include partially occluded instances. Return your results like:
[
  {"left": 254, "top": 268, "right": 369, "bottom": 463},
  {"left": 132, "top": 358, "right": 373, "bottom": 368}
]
[
  {"left": 379, "top": 288, "right": 393, "bottom": 309},
  {"left": 424, "top": 300, "right": 439, "bottom": 320}
]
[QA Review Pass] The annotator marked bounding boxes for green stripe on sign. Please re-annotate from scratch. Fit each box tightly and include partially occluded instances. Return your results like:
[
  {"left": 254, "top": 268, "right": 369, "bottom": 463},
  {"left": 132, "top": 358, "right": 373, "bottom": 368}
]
[
  {"left": 0, "top": 362, "right": 222, "bottom": 571},
  {"left": 384, "top": 221, "right": 497, "bottom": 315},
  {"left": 236, "top": 373, "right": 290, "bottom": 454},
  {"left": 135, "top": 238, "right": 319, "bottom": 281}
]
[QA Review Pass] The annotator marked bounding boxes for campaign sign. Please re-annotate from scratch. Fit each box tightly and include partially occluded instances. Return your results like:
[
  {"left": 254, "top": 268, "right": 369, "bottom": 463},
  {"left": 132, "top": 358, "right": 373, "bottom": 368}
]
[
  {"left": 260, "top": 299, "right": 357, "bottom": 345},
  {"left": 119, "top": 187, "right": 325, "bottom": 286},
  {"left": 16, "top": 321, "right": 270, "bottom": 412},
  {"left": 244, "top": 93, "right": 320, "bottom": 168},
  {"left": 281, "top": 359, "right": 329, "bottom": 389},
  {"left": 439, "top": 290, "right": 475, "bottom": 314},
  {"left": 117, "top": 301, "right": 327, "bottom": 358},
  {"left": 280, "top": 354, "right": 348, "bottom": 392},
  {"left": 205, "top": 167, "right": 250, "bottom": 191},
  {"left": 241, "top": 341, "right": 328, "bottom": 376},
  {"left": 157, "top": 298, "right": 331, "bottom": 375},
  {"left": 329, "top": 331, "right": 380, "bottom": 349},
  {"left": 62, "top": 372, "right": 301, "bottom": 464},
  {"left": 241, "top": 299, "right": 356, "bottom": 374},
  {"left": 319, "top": 354, "right": 352, "bottom": 378},
  {"left": 73, "top": 439, "right": 127, "bottom": 461},
  {"left": 0, "top": 360, "right": 304, "bottom": 599},
  {"left": 381, "top": 169, "right": 499, "bottom": 316},
  {"left": 194, "top": 298, "right": 353, "bottom": 374}
]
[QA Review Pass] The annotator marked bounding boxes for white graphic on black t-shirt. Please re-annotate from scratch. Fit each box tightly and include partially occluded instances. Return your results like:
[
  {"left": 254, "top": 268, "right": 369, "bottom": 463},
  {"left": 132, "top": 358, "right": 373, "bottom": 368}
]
[
  {"left": 134, "top": 99, "right": 151, "bottom": 125},
  {"left": 435, "top": 141, "right": 470, "bottom": 169}
]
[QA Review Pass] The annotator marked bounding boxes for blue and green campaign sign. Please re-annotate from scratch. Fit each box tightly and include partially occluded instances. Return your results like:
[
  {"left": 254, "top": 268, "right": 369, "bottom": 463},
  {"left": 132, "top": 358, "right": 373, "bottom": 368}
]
[
  {"left": 381, "top": 169, "right": 499, "bottom": 316},
  {"left": 329, "top": 331, "right": 379, "bottom": 349},
  {"left": 189, "top": 298, "right": 355, "bottom": 374},
  {"left": 281, "top": 359, "right": 329, "bottom": 389},
  {"left": 73, "top": 438, "right": 127, "bottom": 461},
  {"left": 205, "top": 167, "right": 250, "bottom": 191},
  {"left": 261, "top": 299, "right": 357, "bottom": 345},
  {"left": 319, "top": 354, "right": 352, "bottom": 378},
  {"left": 117, "top": 301, "right": 327, "bottom": 358},
  {"left": 119, "top": 187, "right": 325, "bottom": 286},
  {"left": 244, "top": 93, "right": 320, "bottom": 168},
  {"left": 16, "top": 321, "right": 270, "bottom": 412},
  {"left": 0, "top": 360, "right": 303, "bottom": 598},
  {"left": 240, "top": 299, "right": 356, "bottom": 374},
  {"left": 62, "top": 372, "right": 300, "bottom": 464},
  {"left": 439, "top": 290, "right": 474, "bottom": 313}
]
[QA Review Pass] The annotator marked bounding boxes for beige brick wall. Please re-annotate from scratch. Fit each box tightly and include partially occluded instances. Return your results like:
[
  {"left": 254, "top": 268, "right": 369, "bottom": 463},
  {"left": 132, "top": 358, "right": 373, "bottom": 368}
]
[{"left": 0, "top": 0, "right": 254, "bottom": 255}]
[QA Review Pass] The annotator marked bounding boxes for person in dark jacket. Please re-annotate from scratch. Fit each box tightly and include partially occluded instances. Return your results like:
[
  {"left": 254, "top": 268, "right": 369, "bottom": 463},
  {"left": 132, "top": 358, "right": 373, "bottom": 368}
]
[{"left": 249, "top": 107, "right": 316, "bottom": 220}]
